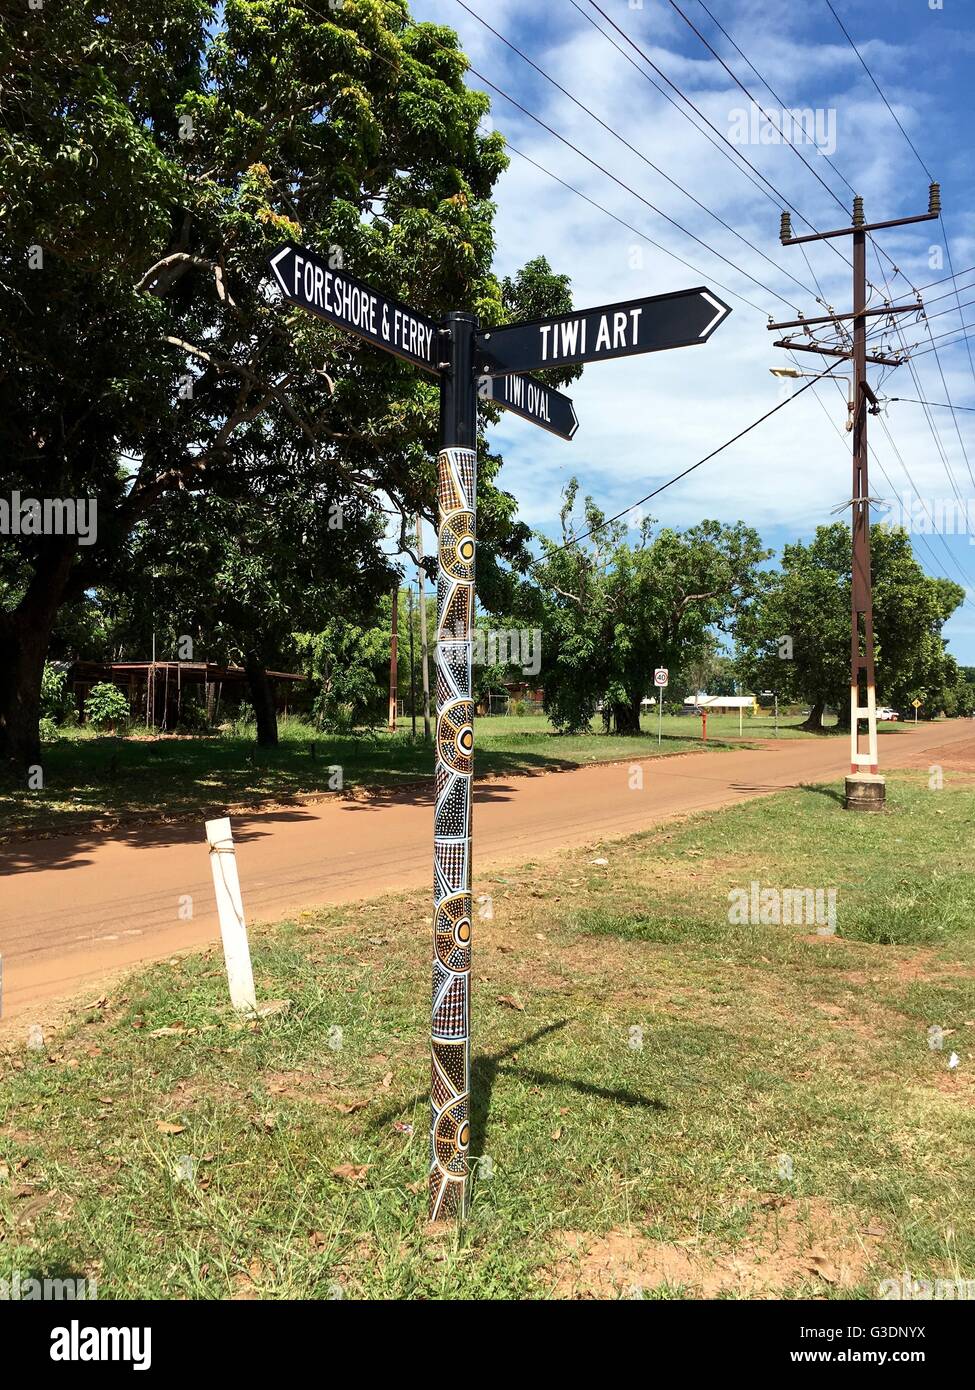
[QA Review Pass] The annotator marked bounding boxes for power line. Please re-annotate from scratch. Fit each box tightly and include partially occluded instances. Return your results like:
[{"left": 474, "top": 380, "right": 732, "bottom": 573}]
[
  {"left": 804, "top": 362, "right": 975, "bottom": 600},
  {"left": 670, "top": 0, "right": 852, "bottom": 217},
  {"left": 888, "top": 397, "right": 975, "bottom": 413},
  {"left": 504, "top": 143, "right": 764, "bottom": 315},
  {"left": 867, "top": 245, "right": 974, "bottom": 502},
  {"left": 907, "top": 333, "right": 975, "bottom": 364},
  {"left": 822, "top": 0, "right": 975, "bottom": 491},
  {"left": 567, "top": 0, "right": 787, "bottom": 215},
  {"left": 541, "top": 361, "right": 844, "bottom": 554},
  {"left": 917, "top": 265, "right": 975, "bottom": 293},
  {"left": 921, "top": 281, "right": 975, "bottom": 311},
  {"left": 575, "top": 0, "right": 861, "bottom": 281},
  {"left": 823, "top": 0, "right": 932, "bottom": 180},
  {"left": 453, "top": 0, "right": 818, "bottom": 309},
  {"left": 463, "top": 61, "right": 796, "bottom": 312},
  {"left": 693, "top": 0, "right": 857, "bottom": 204},
  {"left": 822, "top": 368, "right": 975, "bottom": 595},
  {"left": 690, "top": 0, "right": 936, "bottom": 315}
]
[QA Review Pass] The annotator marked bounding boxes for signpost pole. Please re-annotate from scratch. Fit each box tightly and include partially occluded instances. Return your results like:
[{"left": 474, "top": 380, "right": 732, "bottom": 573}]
[
  {"left": 266, "top": 243, "right": 733, "bottom": 1224},
  {"left": 653, "top": 669, "right": 668, "bottom": 747},
  {"left": 430, "top": 311, "right": 478, "bottom": 1223}
]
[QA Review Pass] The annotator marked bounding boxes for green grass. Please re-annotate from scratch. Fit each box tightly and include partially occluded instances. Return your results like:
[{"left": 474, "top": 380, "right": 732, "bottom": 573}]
[
  {"left": 2, "top": 771, "right": 973, "bottom": 1299},
  {"left": 2, "top": 708, "right": 904, "bottom": 841},
  {"left": 0, "top": 713, "right": 746, "bottom": 840}
]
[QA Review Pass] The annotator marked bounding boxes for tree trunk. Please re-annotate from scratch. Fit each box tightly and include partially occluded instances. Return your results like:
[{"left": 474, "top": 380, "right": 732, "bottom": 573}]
[
  {"left": 0, "top": 539, "right": 78, "bottom": 776},
  {"left": 611, "top": 697, "right": 642, "bottom": 735},
  {"left": 244, "top": 652, "right": 278, "bottom": 746},
  {"left": 0, "top": 619, "right": 49, "bottom": 773},
  {"left": 800, "top": 699, "right": 825, "bottom": 732}
]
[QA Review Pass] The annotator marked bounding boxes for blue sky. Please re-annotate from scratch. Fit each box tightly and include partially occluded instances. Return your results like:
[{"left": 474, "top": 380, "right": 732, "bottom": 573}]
[{"left": 412, "top": 0, "right": 975, "bottom": 663}]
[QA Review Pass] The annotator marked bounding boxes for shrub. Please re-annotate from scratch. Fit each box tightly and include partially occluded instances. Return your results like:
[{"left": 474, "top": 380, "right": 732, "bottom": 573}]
[
  {"left": 40, "top": 663, "right": 71, "bottom": 723},
  {"left": 83, "top": 682, "right": 130, "bottom": 731},
  {"left": 178, "top": 700, "right": 210, "bottom": 733}
]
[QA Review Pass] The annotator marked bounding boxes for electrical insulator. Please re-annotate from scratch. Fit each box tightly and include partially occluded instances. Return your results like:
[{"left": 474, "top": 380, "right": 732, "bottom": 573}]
[
  {"left": 928, "top": 182, "right": 941, "bottom": 215},
  {"left": 779, "top": 211, "right": 792, "bottom": 244},
  {"left": 852, "top": 195, "right": 865, "bottom": 227}
]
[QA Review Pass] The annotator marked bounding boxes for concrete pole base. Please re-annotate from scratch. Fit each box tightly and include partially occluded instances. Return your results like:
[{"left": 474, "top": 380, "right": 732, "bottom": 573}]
[{"left": 844, "top": 773, "right": 886, "bottom": 812}]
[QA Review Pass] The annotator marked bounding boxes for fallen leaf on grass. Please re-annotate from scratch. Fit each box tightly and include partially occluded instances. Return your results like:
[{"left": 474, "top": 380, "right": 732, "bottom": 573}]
[
  {"left": 331, "top": 1164, "right": 370, "bottom": 1185},
  {"left": 807, "top": 1250, "right": 839, "bottom": 1283},
  {"left": 332, "top": 1099, "right": 369, "bottom": 1116},
  {"left": 497, "top": 994, "right": 524, "bottom": 1012},
  {"left": 156, "top": 1121, "right": 186, "bottom": 1136},
  {"left": 550, "top": 1128, "right": 563, "bottom": 1142},
  {"left": 255, "top": 999, "right": 291, "bottom": 1019}
]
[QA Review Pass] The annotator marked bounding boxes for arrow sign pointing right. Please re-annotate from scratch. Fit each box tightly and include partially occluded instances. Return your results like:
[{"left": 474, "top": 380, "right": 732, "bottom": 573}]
[
  {"left": 478, "top": 372, "right": 578, "bottom": 440},
  {"left": 475, "top": 286, "right": 731, "bottom": 376}
]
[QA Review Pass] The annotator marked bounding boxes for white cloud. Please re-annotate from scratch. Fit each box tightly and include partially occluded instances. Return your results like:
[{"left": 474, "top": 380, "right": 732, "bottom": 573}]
[{"left": 411, "top": 0, "right": 975, "bottom": 655}]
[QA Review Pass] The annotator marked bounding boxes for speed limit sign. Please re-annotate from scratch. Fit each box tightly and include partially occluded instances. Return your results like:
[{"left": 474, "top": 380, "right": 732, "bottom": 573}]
[{"left": 654, "top": 668, "right": 668, "bottom": 687}]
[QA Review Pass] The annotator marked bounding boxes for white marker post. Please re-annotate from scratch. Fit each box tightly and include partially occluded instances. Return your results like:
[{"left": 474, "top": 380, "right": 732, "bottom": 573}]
[
  {"left": 205, "top": 817, "right": 257, "bottom": 1014},
  {"left": 654, "top": 668, "right": 668, "bottom": 748}
]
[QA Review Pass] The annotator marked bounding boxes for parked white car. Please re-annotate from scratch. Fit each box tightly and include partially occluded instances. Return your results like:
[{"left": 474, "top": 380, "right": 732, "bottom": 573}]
[{"left": 877, "top": 707, "right": 900, "bottom": 721}]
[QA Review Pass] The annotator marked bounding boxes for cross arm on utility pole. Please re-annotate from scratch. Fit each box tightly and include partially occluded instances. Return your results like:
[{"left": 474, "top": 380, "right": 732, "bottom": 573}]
[
  {"left": 772, "top": 340, "right": 903, "bottom": 368},
  {"left": 767, "top": 304, "right": 919, "bottom": 331},
  {"left": 778, "top": 185, "right": 940, "bottom": 245}
]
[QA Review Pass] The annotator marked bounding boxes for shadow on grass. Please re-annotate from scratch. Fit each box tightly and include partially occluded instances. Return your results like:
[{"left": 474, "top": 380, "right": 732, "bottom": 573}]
[
  {"left": 370, "top": 1020, "right": 666, "bottom": 1161},
  {"left": 799, "top": 782, "right": 846, "bottom": 805}
]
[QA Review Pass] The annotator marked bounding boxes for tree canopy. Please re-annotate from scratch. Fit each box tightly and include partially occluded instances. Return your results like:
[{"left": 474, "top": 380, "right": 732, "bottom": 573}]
[
  {"left": 736, "top": 523, "right": 966, "bottom": 725},
  {"left": 0, "top": 0, "right": 573, "bottom": 764}
]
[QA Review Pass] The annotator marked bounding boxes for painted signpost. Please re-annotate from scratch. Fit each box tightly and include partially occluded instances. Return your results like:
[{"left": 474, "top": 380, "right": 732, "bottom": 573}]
[
  {"left": 268, "top": 243, "right": 731, "bottom": 1221},
  {"left": 478, "top": 372, "right": 578, "bottom": 441},
  {"left": 475, "top": 287, "right": 731, "bottom": 375}
]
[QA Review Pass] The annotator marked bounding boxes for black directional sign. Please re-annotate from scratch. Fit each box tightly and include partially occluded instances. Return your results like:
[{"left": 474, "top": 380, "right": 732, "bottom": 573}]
[
  {"left": 269, "top": 244, "right": 440, "bottom": 374},
  {"left": 475, "top": 286, "right": 731, "bottom": 376},
  {"left": 478, "top": 372, "right": 579, "bottom": 441}
]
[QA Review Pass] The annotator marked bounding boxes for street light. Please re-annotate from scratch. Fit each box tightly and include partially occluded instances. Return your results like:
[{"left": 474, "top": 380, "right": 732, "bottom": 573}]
[{"left": 769, "top": 366, "right": 854, "bottom": 429}]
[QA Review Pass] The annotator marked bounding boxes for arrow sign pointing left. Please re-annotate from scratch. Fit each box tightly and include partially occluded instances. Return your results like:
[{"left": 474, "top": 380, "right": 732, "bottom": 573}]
[
  {"left": 269, "top": 243, "right": 440, "bottom": 374},
  {"left": 475, "top": 286, "right": 731, "bottom": 376},
  {"left": 478, "top": 372, "right": 578, "bottom": 440}
]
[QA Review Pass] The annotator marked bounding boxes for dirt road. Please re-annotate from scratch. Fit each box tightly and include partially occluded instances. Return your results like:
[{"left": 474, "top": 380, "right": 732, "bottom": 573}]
[{"left": 1, "top": 722, "right": 970, "bottom": 1020}]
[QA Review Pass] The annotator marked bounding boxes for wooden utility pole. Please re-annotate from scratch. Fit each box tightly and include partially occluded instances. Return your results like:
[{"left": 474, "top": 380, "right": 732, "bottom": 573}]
[
  {"left": 416, "top": 514, "right": 432, "bottom": 741},
  {"left": 772, "top": 184, "right": 941, "bottom": 811},
  {"left": 388, "top": 586, "right": 399, "bottom": 732}
]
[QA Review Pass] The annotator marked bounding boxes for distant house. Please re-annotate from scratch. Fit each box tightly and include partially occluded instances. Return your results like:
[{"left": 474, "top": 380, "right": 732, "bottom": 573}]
[{"left": 683, "top": 692, "right": 755, "bottom": 712}]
